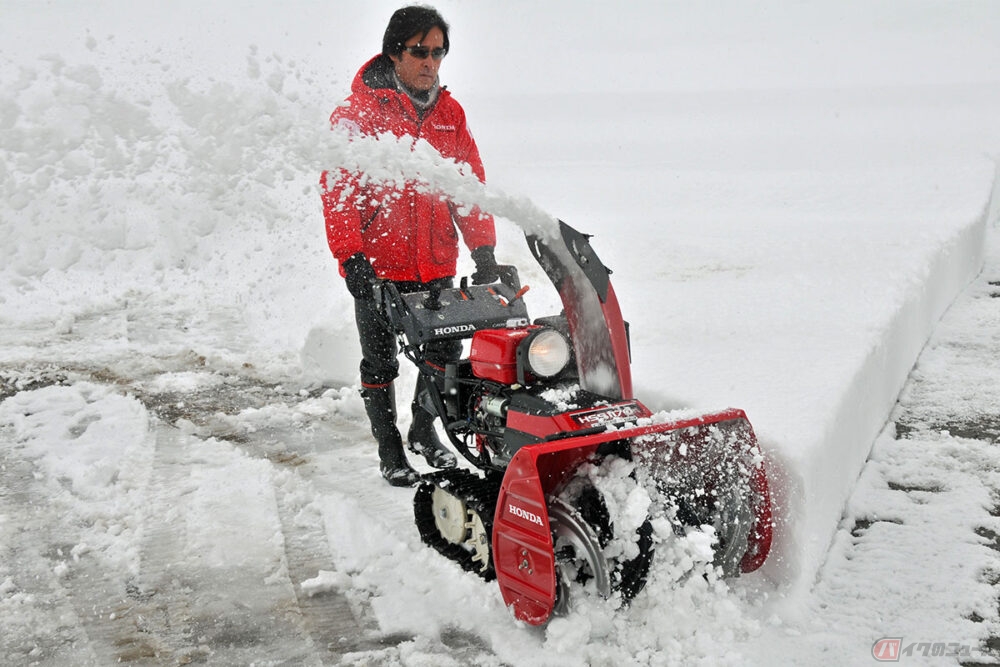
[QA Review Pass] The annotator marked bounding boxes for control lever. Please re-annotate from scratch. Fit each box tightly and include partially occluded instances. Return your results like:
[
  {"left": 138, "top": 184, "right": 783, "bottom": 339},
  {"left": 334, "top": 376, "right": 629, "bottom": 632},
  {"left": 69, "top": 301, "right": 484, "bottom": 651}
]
[{"left": 423, "top": 284, "right": 442, "bottom": 310}]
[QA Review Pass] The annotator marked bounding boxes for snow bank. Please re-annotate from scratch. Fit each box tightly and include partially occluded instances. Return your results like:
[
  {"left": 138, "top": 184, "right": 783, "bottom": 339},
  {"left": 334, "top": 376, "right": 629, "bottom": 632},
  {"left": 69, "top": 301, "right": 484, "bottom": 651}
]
[
  {"left": 0, "top": 45, "right": 342, "bottom": 372},
  {"left": 761, "top": 166, "right": 997, "bottom": 598}
]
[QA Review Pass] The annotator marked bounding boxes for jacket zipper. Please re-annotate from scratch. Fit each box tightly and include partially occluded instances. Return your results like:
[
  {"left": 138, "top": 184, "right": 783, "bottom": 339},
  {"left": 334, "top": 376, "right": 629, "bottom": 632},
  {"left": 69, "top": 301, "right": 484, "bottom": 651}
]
[{"left": 361, "top": 205, "right": 381, "bottom": 233}]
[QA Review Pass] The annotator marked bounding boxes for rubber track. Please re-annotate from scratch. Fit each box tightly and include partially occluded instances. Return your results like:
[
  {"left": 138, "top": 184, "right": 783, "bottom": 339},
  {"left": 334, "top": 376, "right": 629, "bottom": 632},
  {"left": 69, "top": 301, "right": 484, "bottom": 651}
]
[{"left": 413, "top": 470, "right": 501, "bottom": 581}]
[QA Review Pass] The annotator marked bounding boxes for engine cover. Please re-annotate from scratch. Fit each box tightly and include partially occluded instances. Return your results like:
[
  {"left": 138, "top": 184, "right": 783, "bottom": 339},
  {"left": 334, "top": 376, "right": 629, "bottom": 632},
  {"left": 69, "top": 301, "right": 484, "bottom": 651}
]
[{"left": 470, "top": 327, "right": 537, "bottom": 384}]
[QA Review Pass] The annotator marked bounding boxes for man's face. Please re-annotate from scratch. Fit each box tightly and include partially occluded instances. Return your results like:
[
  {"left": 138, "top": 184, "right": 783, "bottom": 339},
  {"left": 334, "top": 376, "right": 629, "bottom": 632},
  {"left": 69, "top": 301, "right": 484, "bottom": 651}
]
[{"left": 390, "top": 26, "right": 445, "bottom": 92}]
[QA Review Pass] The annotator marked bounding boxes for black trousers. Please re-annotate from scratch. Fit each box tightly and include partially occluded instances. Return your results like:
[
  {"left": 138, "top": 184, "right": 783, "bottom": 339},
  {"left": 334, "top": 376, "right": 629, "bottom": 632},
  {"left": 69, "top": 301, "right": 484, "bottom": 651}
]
[{"left": 353, "top": 277, "right": 462, "bottom": 388}]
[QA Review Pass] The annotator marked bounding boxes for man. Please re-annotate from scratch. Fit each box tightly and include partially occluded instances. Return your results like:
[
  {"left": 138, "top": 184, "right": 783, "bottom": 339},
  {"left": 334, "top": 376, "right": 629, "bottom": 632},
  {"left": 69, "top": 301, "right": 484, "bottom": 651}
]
[{"left": 320, "top": 6, "right": 500, "bottom": 487}]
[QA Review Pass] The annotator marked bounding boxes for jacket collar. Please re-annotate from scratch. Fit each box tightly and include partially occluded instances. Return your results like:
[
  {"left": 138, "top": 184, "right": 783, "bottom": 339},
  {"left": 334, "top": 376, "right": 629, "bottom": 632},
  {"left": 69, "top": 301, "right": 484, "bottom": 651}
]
[{"left": 354, "top": 54, "right": 447, "bottom": 118}]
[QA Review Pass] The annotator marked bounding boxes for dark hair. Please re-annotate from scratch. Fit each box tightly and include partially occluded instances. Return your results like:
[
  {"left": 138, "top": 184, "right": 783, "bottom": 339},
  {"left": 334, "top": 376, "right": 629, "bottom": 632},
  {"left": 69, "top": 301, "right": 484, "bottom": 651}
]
[{"left": 381, "top": 5, "right": 450, "bottom": 58}]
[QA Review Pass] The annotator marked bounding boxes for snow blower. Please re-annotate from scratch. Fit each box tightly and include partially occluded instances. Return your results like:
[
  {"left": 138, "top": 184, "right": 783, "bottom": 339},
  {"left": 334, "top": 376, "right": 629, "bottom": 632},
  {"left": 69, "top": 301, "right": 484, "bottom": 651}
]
[{"left": 373, "top": 220, "right": 772, "bottom": 625}]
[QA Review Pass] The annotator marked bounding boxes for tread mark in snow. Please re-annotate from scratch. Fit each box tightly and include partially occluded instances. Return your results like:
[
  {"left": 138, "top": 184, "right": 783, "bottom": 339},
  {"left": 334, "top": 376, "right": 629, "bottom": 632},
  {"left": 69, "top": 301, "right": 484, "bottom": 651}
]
[
  {"left": 130, "top": 424, "right": 209, "bottom": 664},
  {"left": 0, "top": 452, "right": 104, "bottom": 665},
  {"left": 273, "top": 488, "right": 390, "bottom": 663},
  {"left": 849, "top": 517, "right": 903, "bottom": 538},
  {"left": 885, "top": 481, "right": 943, "bottom": 494}
]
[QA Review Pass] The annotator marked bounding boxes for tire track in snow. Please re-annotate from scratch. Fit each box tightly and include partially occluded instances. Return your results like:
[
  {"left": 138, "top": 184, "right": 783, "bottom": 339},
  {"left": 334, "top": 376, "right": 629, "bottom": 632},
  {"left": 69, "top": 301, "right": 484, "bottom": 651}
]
[
  {"left": 129, "top": 424, "right": 206, "bottom": 664},
  {"left": 129, "top": 423, "right": 322, "bottom": 666},
  {"left": 0, "top": 373, "right": 181, "bottom": 665},
  {"left": 221, "top": 406, "right": 421, "bottom": 660},
  {"left": 0, "top": 450, "right": 102, "bottom": 665},
  {"left": 0, "top": 363, "right": 402, "bottom": 664},
  {"left": 272, "top": 484, "right": 390, "bottom": 663},
  {"left": 240, "top": 408, "right": 500, "bottom": 664},
  {"left": 140, "top": 389, "right": 409, "bottom": 663}
]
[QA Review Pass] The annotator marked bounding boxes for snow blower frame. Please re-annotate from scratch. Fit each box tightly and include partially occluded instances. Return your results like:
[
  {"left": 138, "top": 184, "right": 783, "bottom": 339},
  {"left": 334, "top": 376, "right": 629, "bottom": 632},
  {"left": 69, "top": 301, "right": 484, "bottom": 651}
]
[{"left": 373, "top": 220, "right": 773, "bottom": 625}]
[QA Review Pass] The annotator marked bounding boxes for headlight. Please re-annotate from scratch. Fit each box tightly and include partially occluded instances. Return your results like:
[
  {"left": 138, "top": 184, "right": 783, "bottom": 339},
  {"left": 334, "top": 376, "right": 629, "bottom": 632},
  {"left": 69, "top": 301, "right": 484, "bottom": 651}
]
[{"left": 523, "top": 328, "right": 571, "bottom": 379}]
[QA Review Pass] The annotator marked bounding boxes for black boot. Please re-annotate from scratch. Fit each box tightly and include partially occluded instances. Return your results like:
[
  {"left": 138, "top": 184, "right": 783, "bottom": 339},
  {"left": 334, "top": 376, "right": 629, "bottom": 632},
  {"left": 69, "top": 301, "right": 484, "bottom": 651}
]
[
  {"left": 361, "top": 384, "right": 419, "bottom": 487},
  {"left": 407, "top": 380, "right": 457, "bottom": 470}
]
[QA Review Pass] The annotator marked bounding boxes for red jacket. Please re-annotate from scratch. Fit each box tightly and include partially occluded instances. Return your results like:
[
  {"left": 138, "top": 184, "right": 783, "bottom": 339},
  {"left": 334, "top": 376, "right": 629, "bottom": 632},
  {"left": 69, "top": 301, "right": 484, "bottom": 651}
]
[{"left": 320, "top": 55, "right": 496, "bottom": 283}]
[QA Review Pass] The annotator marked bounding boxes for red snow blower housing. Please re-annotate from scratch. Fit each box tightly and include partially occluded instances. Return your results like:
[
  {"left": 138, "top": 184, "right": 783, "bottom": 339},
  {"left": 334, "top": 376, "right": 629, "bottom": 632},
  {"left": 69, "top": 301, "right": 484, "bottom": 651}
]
[{"left": 374, "top": 221, "right": 772, "bottom": 625}]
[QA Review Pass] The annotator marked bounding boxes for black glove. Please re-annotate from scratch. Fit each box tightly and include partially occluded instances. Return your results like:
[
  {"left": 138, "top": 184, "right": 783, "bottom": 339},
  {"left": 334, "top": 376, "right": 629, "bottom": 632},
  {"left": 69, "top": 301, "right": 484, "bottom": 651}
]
[
  {"left": 343, "top": 252, "right": 377, "bottom": 299},
  {"left": 470, "top": 245, "right": 499, "bottom": 285}
]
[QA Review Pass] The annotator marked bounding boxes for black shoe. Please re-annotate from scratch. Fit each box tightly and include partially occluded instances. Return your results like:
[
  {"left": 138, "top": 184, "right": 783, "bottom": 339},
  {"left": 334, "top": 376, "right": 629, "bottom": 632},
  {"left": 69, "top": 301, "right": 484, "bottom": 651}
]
[
  {"left": 362, "top": 383, "right": 422, "bottom": 486},
  {"left": 380, "top": 461, "right": 420, "bottom": 487},
  {"left": 408, "top": 410, "right": 457, "bottom": 469},
  {"left": 408, "top": 438, "right": 457, "bottom": 469},
  {"left": 408, "top": 378, "right": 458, "bottom": 469}
]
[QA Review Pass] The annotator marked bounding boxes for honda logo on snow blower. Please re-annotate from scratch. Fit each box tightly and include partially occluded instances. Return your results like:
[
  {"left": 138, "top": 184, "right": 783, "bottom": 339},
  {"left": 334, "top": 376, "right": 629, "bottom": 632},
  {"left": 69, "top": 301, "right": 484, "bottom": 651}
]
[
  {"left": 434, "top": 324, "right": 476, "bottom": 336},
  {"left": 508, "top": 503, "right": 544, "bottom": 526}
]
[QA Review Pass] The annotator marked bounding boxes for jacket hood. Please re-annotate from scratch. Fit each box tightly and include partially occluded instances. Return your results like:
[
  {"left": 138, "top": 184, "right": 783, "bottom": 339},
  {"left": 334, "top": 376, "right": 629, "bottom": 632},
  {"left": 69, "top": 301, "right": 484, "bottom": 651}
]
[{"left": 355, "top": 54, "right": 396, "bottom": 93}]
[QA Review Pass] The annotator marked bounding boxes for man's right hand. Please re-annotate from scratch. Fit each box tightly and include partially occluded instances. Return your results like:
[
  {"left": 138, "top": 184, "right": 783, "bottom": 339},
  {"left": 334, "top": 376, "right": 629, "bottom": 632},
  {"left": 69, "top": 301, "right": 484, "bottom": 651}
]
[
  {"left": 343, "top": 252, "right": 378, "bottom": 299},
  {"left": 471, "top": 245, "right": 500, "bottom": 285}
]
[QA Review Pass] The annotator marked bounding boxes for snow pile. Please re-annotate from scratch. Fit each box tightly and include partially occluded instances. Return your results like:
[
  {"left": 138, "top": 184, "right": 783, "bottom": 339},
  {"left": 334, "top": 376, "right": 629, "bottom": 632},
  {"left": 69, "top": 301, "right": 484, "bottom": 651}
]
[{"left": 0, "top": 45, "right": 341, "bottom": 363}]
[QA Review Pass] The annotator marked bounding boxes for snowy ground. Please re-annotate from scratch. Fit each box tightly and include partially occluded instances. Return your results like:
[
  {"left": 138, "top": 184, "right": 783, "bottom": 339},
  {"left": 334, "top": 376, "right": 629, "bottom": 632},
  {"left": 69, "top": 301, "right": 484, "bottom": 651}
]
[
  {"left": 3, "top": 1, "right": 1000, "bottom": 665},
  {"left": 3, "top": 238, "right": 1000, "bottom": 667}
]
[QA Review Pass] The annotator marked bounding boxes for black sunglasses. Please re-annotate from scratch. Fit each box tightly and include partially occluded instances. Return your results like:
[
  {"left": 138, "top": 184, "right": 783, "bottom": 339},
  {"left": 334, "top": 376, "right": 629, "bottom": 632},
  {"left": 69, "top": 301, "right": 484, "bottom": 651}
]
[{"left": 402, "top": 45, "right": 447, "bottom": 61}]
